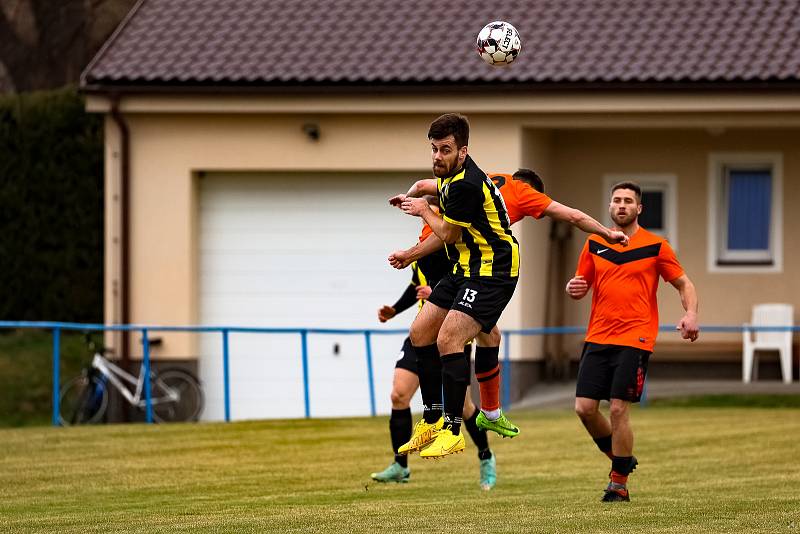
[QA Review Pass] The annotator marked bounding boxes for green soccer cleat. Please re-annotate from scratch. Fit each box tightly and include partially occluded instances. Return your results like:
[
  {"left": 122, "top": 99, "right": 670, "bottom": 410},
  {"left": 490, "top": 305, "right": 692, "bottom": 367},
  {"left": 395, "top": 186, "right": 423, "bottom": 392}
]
[
  {"left": 370, "top": 462, "right": 410, "bottom": 483},
  {"left": 479, "top": 454, "right": 497, "bottom": 491},
  {"left": 476, "top": 410, "right": 520, "bottom": 438}
]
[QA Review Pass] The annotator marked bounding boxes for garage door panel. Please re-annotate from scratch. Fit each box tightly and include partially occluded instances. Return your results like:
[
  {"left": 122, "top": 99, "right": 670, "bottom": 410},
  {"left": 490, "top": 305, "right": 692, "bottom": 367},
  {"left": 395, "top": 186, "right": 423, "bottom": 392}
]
[
  {"left": 199, "top": 172, "right": 422, "bottom": 421},
  {"left": 200, "top": 332, "right": 307, "bottom": 420}
]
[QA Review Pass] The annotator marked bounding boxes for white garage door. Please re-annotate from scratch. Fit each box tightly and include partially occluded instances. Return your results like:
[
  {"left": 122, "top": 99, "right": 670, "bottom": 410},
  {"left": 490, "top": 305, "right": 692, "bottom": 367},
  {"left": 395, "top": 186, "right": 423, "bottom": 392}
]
[{"left": 198, "top": 172, "right": 424, "bottom": 421}]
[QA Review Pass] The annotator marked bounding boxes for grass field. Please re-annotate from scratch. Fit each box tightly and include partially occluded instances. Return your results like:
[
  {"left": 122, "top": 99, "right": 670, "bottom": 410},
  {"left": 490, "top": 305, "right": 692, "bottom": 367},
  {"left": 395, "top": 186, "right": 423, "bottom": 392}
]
[{"left": 2, "top": 406, "right": 799, "bottom": 533}]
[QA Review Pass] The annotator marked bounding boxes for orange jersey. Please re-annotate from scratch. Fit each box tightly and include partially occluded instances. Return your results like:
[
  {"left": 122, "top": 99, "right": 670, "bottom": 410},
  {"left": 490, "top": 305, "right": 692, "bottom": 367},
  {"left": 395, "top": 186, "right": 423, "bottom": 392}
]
[
  {"left": 489, "top": 173, "right": 553, "bottom": 224},
  {"left": 575, "top": 228, "right": 684, "bottom": 352},
  {"left": 419, "top": 223, "right": 434, "bottom": 243},
  {"left": 418, "top": 174, "right": 553, "bottom": 237}
]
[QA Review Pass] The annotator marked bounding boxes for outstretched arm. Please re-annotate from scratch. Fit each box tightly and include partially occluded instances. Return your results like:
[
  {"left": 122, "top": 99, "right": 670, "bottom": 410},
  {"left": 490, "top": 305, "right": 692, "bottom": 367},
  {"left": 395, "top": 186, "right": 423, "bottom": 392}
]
[
  {"left": 389, "top": 179, "right": 438, "bottom": 207},
  {"left": 543, "top": 201, "right": 629, "bottom": 246},
  {"left": 389, "top": 235, "right": 445, "bottom": 269},
  {"left": 669, "top": 274, "right": 699, "bottom": 342}
]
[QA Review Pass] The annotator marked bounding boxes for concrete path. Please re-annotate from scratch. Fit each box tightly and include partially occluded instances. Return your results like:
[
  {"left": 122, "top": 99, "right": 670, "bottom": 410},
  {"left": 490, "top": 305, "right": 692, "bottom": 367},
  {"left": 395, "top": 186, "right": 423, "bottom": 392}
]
[{"left": 514, "top": 379, "right": 800, "bottom": 410}]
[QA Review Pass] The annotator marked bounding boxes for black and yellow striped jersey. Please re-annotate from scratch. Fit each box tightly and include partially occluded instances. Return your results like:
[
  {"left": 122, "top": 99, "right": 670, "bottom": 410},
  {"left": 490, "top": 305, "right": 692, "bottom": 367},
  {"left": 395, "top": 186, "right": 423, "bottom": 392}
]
[{"left": 437, "top": 155, "right": 520, "bottom": 278}]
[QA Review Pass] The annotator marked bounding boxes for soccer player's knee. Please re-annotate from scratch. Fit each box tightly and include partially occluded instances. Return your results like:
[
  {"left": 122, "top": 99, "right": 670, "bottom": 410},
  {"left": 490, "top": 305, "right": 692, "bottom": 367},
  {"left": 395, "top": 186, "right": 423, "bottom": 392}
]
[
  {"left": 409, "top": 324, "right": 430, "bottom": 347},
  {"left": 575, "top": 400, "right": 597, "bottom": 419},
  {"left": 390, "top": 389, "right": 411, "bottom": 408},
  {"left": 436, "top": 335, "right": 459, "bottom": 355},
  {"left": 609, "top": 401, "right": 629, "bottom": 420},
  {"left": 485, "top": 327, "right": 501, "bottom": 346}
]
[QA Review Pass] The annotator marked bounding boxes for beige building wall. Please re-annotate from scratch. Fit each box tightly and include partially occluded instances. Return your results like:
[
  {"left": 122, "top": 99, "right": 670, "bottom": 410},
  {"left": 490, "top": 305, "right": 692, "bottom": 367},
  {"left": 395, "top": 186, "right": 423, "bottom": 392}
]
[
  {"left": 103, "top": 112, "right": 535, "bottom": 359},
  {"left": 92, "top": 90, "right": 800, "bottom": 362},
  {"left": 549, "top": 128, "right": 800, "bottom": 356}
]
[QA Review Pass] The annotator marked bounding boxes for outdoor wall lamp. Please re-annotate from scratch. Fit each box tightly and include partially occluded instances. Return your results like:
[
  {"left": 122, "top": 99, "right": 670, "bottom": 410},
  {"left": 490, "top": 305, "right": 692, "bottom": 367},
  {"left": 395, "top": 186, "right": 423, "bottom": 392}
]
[{"left": 302, "top": 122, "right": 320, "bottom": 141}]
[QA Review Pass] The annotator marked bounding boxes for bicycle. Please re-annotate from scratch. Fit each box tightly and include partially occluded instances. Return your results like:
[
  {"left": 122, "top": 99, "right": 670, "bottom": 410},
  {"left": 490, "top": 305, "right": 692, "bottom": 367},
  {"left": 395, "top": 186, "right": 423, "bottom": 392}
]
[{"left": 59, "top": 335, "right": 204, "bottom": 425}]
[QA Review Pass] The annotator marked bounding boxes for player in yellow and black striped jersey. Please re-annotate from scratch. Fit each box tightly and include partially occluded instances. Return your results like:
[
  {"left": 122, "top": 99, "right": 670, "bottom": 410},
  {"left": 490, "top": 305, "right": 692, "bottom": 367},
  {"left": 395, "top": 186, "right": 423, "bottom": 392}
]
[
  {"left": 437, "top": 158, "right": 519, "bottom": 279},
  {"left": 387, "top": 113, "right": 520, "bottom": 459}
]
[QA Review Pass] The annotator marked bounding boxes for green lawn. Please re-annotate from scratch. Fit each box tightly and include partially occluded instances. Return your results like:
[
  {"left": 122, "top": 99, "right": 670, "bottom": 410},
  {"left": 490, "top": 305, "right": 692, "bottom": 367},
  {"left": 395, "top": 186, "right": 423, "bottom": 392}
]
[{"left": 1, "top": 408, "right": 798, "bottom": 533}]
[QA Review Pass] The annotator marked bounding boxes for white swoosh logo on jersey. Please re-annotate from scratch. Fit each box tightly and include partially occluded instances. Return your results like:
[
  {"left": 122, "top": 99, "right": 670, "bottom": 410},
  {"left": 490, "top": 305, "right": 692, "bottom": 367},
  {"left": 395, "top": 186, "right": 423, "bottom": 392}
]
[{"left": 597, "top": 248, "right": 609, "bottom": 254}]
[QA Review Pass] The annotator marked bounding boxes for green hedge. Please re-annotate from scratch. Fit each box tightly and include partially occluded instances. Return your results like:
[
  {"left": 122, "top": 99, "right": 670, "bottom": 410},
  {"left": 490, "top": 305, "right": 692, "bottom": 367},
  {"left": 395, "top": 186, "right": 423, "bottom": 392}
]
[{"left": 0, "top": 88, "right": 103, "bottom": 322}]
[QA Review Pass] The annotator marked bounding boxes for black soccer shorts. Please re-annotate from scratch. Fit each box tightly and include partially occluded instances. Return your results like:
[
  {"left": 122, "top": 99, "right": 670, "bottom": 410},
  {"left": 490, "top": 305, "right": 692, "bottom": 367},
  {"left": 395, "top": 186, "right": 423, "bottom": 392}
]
[
  {"left": 394, "top": 337, "right": 418, "bottom": 374},
  {"left": 575, "top": 342, "right": 651, "bottom": 402},
  {"left": 427, "top": 273, "right": 518, "bottom": 334}
]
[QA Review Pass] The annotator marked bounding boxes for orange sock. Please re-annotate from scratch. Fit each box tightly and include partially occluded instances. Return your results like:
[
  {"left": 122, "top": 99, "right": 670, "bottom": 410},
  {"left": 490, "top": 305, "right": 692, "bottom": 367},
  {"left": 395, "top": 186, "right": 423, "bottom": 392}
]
[
  {"left": 610, "top": 471, "right": 628, "bottom": 485},
  {"left": 476, "top": 364, "right": 501, "bottom": 412}
]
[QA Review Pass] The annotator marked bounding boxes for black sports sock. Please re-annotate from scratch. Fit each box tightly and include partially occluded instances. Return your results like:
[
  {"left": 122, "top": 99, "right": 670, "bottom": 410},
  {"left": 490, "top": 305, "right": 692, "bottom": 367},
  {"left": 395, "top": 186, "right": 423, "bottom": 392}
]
[
  {"left": 474, "top": 346, "right": 500, "bottom": 374},
  {"left": 415, "top": 343, "right": 442, "bottom": 423},
  {"left": 463, "top": 406, "right": 490, "bottom": 456},
  {"left": 441, "top": 352, "right": 470, "bottom": 435},
  {"left": 593, "top": 434, "right": 613, "bottom": 455},
  {"left": 390, "top": 408, "right": 412, "bottom": 468},
  {"left": 612, "top": 455, "right": 635, "bottom": 476}
]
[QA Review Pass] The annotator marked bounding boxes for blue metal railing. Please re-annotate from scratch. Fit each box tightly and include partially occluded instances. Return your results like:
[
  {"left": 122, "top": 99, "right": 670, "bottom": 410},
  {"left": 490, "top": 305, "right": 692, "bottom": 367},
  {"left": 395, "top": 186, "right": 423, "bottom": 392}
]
[{"left": 0, "top": 321, "right": 797, "bottom": 426}]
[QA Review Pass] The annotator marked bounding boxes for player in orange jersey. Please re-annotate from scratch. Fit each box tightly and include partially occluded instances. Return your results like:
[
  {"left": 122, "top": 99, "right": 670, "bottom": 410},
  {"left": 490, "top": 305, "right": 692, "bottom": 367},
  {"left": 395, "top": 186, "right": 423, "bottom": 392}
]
[
  {"left": 389, "top": 169, "right": 628, "bottom": 439},
  {"left": 566, "top": 181, "right": 699, "bottom": 502}
]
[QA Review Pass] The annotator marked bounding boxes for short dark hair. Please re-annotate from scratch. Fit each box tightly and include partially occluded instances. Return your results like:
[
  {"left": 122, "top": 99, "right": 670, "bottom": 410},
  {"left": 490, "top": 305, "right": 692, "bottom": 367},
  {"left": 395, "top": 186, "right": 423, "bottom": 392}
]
[
  {"left": 428, "top": 113, "right": 470, "bottom": 148},
  {"left": 512, "top": 168, "right": 545, "bottom": 193},
  {"left": 611, "top": 181, "right": 641, "bottom": 202}
]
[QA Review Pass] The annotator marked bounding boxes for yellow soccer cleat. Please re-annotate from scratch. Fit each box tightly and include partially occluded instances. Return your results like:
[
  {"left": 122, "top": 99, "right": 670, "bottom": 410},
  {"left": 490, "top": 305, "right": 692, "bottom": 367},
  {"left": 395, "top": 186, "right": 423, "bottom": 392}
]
[
  {"left": 419, "top": 426, "right": 465, "bottom": 459},
  {"left": 398, "top": 417, "right": 443, "bottom": 455}
]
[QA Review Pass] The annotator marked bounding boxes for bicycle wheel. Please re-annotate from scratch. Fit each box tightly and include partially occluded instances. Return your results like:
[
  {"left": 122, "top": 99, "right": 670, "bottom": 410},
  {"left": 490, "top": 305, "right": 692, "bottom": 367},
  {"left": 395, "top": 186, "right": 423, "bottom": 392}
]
[
  {"left": 150, "top": 369, "right": 204, "bottom": 423},
  {"left": 59, "top": 373, "right": 108, "bottom": 425}
]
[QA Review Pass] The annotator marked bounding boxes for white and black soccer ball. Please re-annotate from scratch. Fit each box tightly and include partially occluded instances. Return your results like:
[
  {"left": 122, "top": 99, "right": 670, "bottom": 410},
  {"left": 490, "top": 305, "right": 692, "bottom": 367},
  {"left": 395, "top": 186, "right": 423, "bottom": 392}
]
[{"left": 476, "top": 21, "right": 521, "bottom": 67}]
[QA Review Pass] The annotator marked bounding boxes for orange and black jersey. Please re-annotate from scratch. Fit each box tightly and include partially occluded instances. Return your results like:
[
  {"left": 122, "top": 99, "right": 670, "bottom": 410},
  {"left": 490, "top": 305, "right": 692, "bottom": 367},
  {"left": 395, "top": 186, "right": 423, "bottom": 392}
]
[
  {"left": 488, "top": 173, "right": 553, "bottom": 224},
  {"left": 438, "top": 156, "right": 520, "bottom": 278},
  {"left": 391, "top": 248, "right": 451, "bottom": 314},
  {"left": 575, "top": 228, "right": 684, "bottom": 352}
]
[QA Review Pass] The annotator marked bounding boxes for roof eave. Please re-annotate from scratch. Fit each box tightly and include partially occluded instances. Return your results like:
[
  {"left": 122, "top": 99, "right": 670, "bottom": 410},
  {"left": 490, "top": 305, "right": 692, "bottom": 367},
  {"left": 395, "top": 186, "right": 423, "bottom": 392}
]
[{"left": 80, "top": 78, "right": 800, "bottom": 96}]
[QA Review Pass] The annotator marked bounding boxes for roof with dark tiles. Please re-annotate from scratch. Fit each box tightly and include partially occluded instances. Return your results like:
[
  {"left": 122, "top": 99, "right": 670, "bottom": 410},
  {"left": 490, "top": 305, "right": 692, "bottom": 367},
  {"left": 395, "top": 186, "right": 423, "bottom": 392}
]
[{"left": 82, "top": 0, "right": 800, "bottom": 89}]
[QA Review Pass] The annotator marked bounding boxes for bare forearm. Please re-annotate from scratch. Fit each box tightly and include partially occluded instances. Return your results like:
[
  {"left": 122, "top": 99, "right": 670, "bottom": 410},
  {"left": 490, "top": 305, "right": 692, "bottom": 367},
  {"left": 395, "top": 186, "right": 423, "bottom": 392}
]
[
  {"left": 679, "top": 280, "right": 699, "bottom": 315},
  {"left": 545, "top": 203, "right": 612, "bottom": 240},
  {"left": 573, "top": 212, "right": 613, "bottom": 240},
  {"left": 405, "top": 234, "right": 445, "bottom": 263},
  {"left": 407, "top": 179, "right": 437, "bottom": 198},
  {"left": 420, "top": 208, "right": 459, "bottom": 243}
]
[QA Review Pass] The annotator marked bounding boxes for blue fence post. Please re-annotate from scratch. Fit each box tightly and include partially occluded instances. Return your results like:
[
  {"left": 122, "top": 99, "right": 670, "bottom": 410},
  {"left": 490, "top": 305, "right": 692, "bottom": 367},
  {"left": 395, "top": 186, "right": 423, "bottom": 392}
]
[
  {"left": 142, "top": 328, "right": 153, "bottom": 423},
  {"left": 52, "top": 327, "right": 61, "bottom": 426},
  {"left": 502, "top": 331, "right": 511, "bottom": 411},
  {"left": 364, "top": 331, "right": 376, "bottom": 417},
  {"left": 300, "top": 330, "right": 310, "bottom": 418},
  {"left": 222, "top": 329, "right": 231, "bottom": 422}
]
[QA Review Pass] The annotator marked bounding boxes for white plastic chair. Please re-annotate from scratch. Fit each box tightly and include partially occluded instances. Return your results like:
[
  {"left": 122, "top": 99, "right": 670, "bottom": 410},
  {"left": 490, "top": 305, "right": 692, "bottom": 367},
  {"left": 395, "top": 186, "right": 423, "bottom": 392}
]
[{"left": 742, "top": 303, "right": 794, "bottom": 384}]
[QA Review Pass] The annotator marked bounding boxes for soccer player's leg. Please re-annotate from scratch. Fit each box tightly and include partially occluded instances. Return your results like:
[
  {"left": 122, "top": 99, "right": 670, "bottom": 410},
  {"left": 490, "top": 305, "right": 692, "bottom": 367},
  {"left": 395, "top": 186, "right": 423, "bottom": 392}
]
[
  {"left": 602, "top": 347, "right": 650, "bottom": 502},
  {"left": 371, "top": 340, "right": 418, "bottom": 482},
  {"left": 474, "top": 326, "right": 520, "bottom": 438},
  {"left": 398, "top": 295, "right": 450, "bottom": 455},
  {"left": 419, "top": 309, "right": 480, "bottom": 459},
  {"left": 461, "top": 385, "right": 495, "bottom": 490},
  {"left": 575, "top": 343, "right": 614, "bottom": 455}
]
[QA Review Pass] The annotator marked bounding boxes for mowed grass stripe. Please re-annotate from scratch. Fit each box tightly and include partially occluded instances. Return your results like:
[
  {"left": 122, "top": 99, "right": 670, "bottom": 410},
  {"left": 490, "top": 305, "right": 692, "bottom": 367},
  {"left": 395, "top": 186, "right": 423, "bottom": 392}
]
[{"left": 1, "top": 408, "right": 798, "bottom": 533}]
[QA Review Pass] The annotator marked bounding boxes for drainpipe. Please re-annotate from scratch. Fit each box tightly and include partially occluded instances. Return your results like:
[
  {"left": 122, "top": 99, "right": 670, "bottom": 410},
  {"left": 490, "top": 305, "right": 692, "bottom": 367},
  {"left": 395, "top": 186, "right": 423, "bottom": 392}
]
[{"left": 110, "top": 94, "right": 130, "bottom": 368}]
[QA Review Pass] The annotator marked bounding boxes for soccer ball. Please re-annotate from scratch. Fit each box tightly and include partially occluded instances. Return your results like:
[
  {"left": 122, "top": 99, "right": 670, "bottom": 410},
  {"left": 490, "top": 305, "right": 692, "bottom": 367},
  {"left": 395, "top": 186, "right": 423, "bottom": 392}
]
[{"left": 476, "top": 21, "right": 521, "bottom": 67}]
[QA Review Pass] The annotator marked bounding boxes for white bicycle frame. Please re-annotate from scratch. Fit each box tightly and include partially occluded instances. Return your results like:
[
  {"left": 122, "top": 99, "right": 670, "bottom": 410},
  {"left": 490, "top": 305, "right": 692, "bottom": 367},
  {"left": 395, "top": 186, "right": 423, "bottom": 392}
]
[{"left": 91, "top": 353, "right": 179, "bottom": 408}]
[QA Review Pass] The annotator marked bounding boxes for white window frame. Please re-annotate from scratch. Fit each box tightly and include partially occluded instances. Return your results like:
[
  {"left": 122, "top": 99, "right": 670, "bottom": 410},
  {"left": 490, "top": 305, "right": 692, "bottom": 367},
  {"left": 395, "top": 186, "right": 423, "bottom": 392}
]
[
  {"left": 707, "top": 152, "right": 783, "bottom": 273},
  {"left": 602, "top": 174, "right": 678, "bottom": 250}
]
